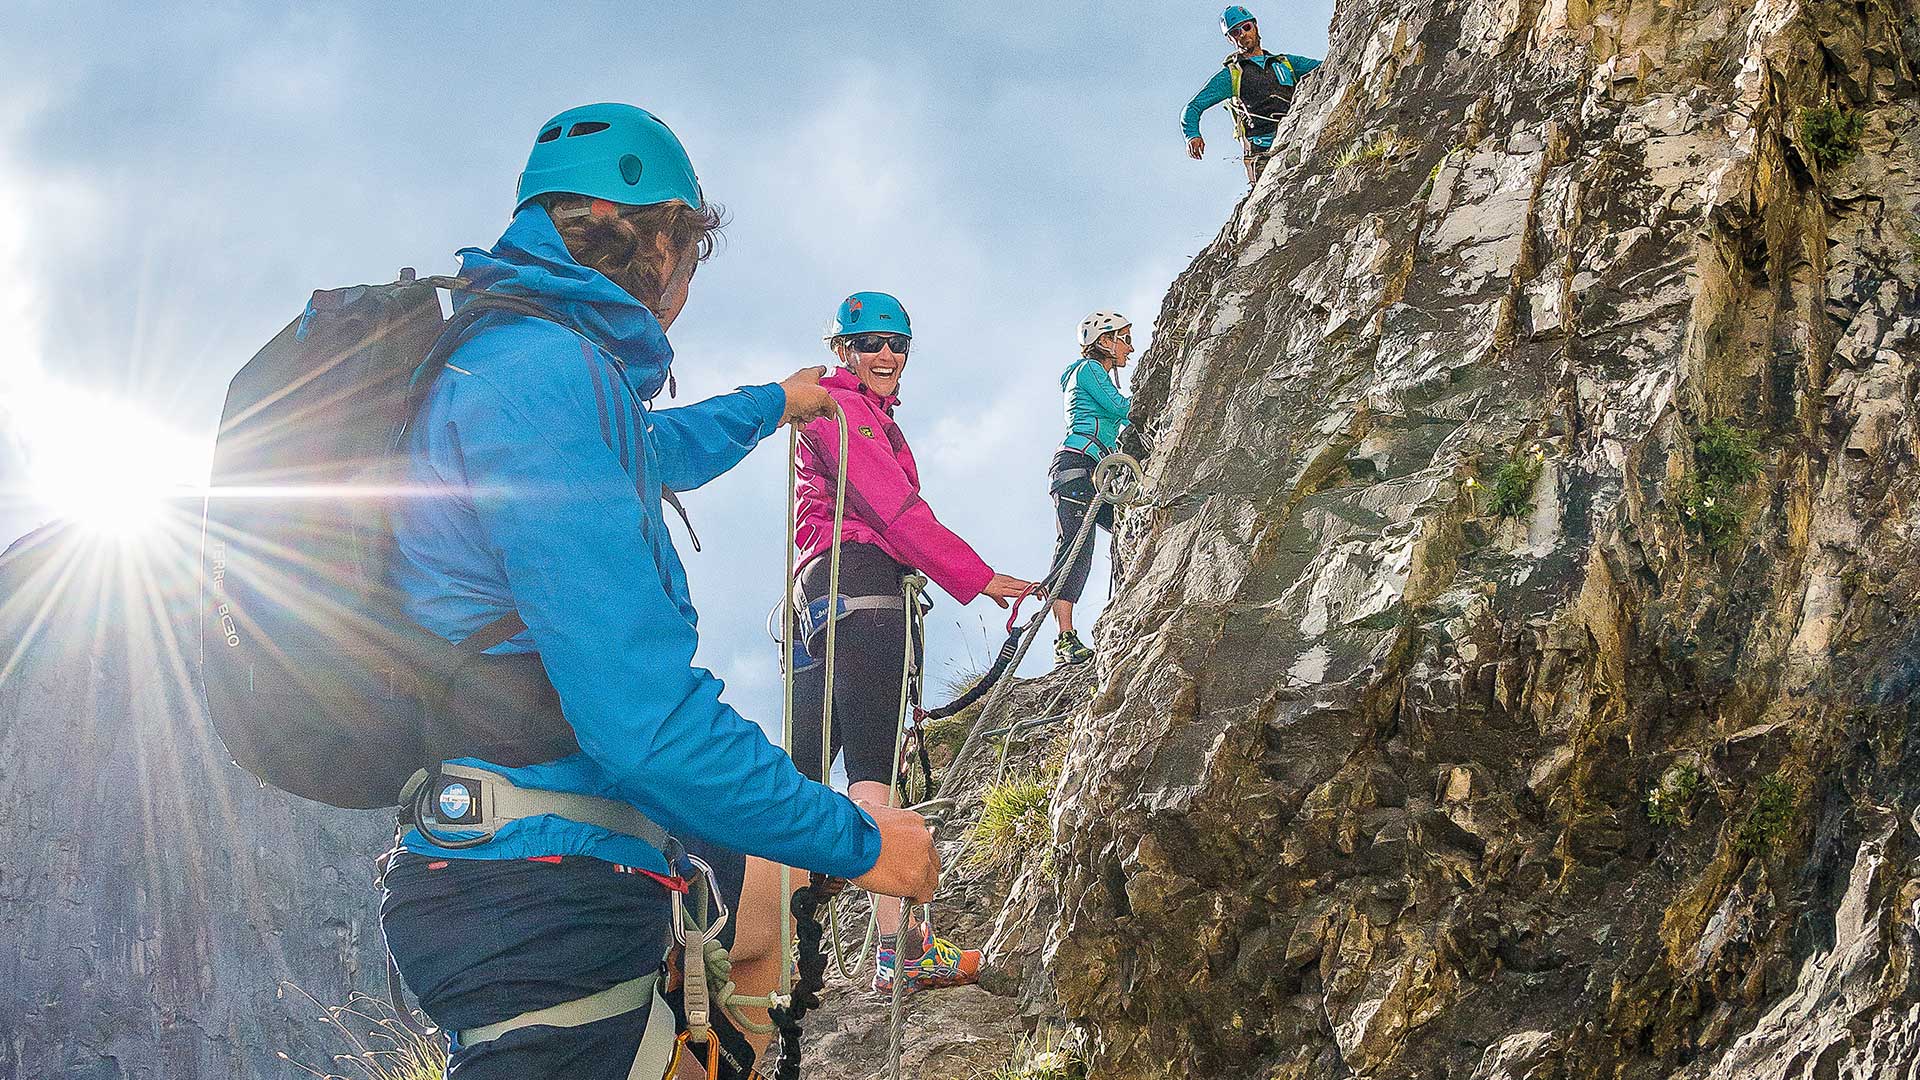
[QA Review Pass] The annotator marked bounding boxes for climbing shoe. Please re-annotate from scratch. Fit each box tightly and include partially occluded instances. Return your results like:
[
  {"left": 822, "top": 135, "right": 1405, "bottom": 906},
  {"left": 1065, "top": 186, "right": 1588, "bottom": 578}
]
[
  {"left": 1054, "top": 631, "right": 1093, "bottom": 666},
  {"left": 872, "top": 929, "right": 981, "bottom": 994}
]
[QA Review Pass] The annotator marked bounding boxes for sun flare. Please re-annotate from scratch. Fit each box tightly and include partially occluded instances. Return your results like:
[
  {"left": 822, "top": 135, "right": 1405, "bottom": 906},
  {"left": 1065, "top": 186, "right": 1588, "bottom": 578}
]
[{"left": 12, "top": 380, "right": 210, "bottom": 539}]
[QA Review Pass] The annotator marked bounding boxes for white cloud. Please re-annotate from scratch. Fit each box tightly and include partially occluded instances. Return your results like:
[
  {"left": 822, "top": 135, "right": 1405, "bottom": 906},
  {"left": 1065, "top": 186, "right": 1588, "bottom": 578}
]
[{"left": 0, "top": 101, "right": 207, "bottom": 530}]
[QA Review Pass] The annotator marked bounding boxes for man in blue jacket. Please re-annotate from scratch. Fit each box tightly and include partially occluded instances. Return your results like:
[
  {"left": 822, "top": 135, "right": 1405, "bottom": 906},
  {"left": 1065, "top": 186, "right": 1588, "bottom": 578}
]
[
  {"left": 378, "top": 103, "right": 936, "bottom": 1079},
  {"left": 1183, "top": 5, "right": 1324, "bottom": 184}
]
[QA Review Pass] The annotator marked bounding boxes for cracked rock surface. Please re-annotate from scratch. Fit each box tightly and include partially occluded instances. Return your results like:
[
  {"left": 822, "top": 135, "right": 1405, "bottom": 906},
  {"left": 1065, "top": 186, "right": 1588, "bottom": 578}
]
[{"left": 1046, "top": 0, "right": 1920, "bottom": 1075}]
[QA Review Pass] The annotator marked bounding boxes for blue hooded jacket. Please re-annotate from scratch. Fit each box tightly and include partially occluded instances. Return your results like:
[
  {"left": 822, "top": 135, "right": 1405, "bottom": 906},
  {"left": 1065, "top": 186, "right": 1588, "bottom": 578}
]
[
  {"left": 1060, "top": 357, "right": 1130, "bottom": 459},
  {"left": 388, "top": 207, "right": 882, "bottom": 879}
]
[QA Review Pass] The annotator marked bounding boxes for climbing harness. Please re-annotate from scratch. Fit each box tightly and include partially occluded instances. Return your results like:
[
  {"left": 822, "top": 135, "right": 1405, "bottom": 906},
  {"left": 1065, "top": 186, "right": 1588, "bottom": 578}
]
[
  {"left": 388, "top": 777, "right": 774, "bottom": 1080},
  {"left": 1222, "top": 52, "right": 1296, "bottom": 185},
  {"left": 397, "top": 761, "right": 800, "bottom": 1079}
]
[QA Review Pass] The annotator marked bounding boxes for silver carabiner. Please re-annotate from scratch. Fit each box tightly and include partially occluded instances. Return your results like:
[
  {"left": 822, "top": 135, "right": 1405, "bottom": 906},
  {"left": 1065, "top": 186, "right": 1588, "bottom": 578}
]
[{"left": 670, "top": 852, "right": 732, "bottom": 946}]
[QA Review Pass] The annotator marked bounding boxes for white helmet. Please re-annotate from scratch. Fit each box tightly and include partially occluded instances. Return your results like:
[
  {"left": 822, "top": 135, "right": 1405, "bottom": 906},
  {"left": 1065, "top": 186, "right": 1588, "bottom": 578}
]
[{"left": 1077, "top": 311, "right": 1132, "bottom": 349}]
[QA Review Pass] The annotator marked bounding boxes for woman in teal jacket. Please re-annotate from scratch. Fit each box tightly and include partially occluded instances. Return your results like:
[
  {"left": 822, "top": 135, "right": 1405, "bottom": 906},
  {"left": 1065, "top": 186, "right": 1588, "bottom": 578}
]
[
  {"left": 1048, "top": 311, "right": 1132, "bottom": 666},
  {"left": 378, "top": 104, "right": 937, "bottom": 1079}
]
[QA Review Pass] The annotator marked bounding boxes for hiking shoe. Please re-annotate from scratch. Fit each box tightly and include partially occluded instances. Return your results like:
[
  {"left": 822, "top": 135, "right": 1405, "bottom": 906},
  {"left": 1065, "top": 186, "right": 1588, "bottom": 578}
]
[
  {"left": 1054, "top": 631, "right": 1093, "bottom": 666},
  {"left": 872, "top": 934, "right": 981, "bottom": 994}
]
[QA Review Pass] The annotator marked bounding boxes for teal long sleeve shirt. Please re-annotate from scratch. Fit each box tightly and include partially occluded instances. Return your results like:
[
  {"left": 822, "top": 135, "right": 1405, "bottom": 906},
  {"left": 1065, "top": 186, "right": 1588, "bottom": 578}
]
[
  {"left": 1060, "top": 358, "right": 1130, "bottom": 459},
  {"left": 1181, "top": 52, "right": 1324, "bottom": 146}
]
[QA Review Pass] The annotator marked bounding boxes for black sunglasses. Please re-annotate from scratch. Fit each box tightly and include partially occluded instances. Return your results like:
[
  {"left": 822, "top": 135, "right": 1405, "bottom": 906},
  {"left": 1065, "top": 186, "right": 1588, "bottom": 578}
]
[{"left": 845, "top": 332, "right": 911, "bottom": 356}]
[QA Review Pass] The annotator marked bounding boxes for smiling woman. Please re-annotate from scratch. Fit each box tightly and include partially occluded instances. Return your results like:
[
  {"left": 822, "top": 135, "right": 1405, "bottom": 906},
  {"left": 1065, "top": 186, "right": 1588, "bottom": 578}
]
[{"left": 13, "top": 379, "right": 210, "bottom": 537}]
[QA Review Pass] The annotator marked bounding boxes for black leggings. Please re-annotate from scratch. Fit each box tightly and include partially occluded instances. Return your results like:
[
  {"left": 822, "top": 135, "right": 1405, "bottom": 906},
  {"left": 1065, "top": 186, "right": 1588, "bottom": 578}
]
[
  {"left": 789, "top": 543, "right": 919, "bottom": 787},
  {"left": 1049, "top": 449, "right": 1114, "bottom": 605}
]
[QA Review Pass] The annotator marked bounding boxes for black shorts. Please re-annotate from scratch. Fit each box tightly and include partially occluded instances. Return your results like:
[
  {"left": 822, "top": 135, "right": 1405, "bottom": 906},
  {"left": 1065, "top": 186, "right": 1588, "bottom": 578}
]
[
  {"left": 789, "top": 542, "right": 919, "bottom": 787},
  {"left": 380, "top": 843, "right": 746, "bottom": 1079}
]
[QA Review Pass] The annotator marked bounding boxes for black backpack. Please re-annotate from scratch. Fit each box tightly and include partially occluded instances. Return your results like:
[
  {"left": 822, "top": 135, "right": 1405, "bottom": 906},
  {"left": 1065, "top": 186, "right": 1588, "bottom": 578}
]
[{"left": 200, "top": 272, "right": 582, "bottom": 809}]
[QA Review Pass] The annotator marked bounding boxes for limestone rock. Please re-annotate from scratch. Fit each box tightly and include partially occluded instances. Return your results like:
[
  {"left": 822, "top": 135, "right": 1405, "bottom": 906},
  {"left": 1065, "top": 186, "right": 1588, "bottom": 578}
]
[
  {"left": 0, "top": 525, "right": 392, "bottom": 1079},
  {"left": 1044, "top": 0, "right": 1920, "bottom": 1075}
]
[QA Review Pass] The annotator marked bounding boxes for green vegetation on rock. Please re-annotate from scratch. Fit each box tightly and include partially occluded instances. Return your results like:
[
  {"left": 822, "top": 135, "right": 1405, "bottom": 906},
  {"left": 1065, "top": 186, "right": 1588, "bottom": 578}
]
[
  {"left": 1735, "top": 774, "right": 1797, "bottom": 855},
  {"left": 1800, "top": 102, "right": 1866, "bottom": 169},
  {"left": 1491, "top": 447, "right": 1545, "bottom": 518},
  {"left": 1677, "top": 421, "right": 1762, "bottom": 549},
  {"left": 1335, "top": 131, "right": 1414, "bottom": 172},
  {"left": 1646, "top": 761, "right": 1702, "bottom": 829},
  {"left": 968, "top": 774, "right": 1053, "bottom": 872},
  {"left": 983, "top": 1035, "right": 1084, "bottom": 1080}
]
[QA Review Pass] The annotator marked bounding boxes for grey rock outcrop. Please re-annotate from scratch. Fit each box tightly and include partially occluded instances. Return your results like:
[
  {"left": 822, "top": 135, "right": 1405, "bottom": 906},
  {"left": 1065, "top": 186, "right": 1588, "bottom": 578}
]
[
  {"left": 0, "top": 525, "right": 391, "bottom": 1080},
  {"left": 1041, "top": 0, "right": 1920, "bottom": 1075}
]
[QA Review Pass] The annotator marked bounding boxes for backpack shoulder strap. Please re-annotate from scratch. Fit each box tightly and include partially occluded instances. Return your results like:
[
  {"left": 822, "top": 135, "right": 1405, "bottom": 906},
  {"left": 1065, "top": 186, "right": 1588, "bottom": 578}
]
[
  {"left": 457, "top": 611, "right": 527, "bottom": 655},
  {"left": 402, "top": 290, "right": 560, "bottom": 658},
  {"left": 403, "top": 293, "right": 566, "bottom": 426}
]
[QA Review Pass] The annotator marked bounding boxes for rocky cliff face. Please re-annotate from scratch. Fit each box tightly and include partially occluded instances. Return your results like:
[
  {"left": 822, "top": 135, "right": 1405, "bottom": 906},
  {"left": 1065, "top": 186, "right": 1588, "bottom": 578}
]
[
  {"left": 1035, "top": 0, "right": 1920, "bottom": 1076},
  {"left": 0, "top": 525, "right": 392, "bottom": 1080}
]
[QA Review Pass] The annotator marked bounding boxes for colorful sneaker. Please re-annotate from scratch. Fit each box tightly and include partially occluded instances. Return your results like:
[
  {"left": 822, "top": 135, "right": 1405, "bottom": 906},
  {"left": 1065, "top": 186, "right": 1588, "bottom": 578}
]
[
  {"left": 872, "top": 931, "right": 982, "bottom": 994},
  {"left": 1054, "top": 631, "right": 1093, "bottom": 666}
]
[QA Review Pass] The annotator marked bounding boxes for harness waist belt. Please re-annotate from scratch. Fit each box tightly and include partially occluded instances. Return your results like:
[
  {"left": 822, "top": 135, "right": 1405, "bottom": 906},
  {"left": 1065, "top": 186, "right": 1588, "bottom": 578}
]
[{"left": 405, "top": 763, "right": 678, "bottom": 859}]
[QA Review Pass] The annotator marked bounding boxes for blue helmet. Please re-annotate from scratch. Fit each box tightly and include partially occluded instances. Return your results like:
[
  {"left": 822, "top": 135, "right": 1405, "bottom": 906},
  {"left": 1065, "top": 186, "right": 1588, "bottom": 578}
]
[
  {"left": 515, "top": 103, "right": 703, "bottom": 213},
  {"left": 826, "top": 292, "right": 912, "bottom": 341},
  {"left": 1221, "top": 5, "right": 1256, "bottom": 32}
]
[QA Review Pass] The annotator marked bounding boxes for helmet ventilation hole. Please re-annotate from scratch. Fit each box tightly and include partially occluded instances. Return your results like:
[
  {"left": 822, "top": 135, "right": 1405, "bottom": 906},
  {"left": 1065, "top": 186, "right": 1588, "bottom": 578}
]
[
  {"left": 537, "top": 126, "right": 563, "bottom": 143},
  {"left": 567, "top": 121, "right": 611, "bottom": 137}
]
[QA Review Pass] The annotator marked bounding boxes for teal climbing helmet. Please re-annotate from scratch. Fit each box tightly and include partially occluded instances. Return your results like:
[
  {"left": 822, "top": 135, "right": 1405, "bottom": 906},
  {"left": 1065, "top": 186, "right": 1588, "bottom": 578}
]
[
  {"left": 825, "top": 292, "right": 913, "bottom": 341},
  {"left": 515, "top": 103, "right": 704, "bottom": 213},
  {"left": 1221, "top": 5, "right": 1256, "bottom": 32}
]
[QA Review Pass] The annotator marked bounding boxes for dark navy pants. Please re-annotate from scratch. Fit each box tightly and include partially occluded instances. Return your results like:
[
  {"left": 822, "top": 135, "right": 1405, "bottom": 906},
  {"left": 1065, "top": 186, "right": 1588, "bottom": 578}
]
[
  {"left": 1049, "top": 449, "right": 1113, "bottom": 605},
  {"left": 380, "top": 846, "right": 744, "bottom": 1079}
]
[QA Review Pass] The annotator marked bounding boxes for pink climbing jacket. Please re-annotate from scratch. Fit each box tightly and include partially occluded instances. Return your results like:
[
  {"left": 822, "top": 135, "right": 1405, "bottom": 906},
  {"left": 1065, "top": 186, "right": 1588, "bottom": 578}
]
[{"left": 794, "top": 369, "right": 995, "bottom": 603}]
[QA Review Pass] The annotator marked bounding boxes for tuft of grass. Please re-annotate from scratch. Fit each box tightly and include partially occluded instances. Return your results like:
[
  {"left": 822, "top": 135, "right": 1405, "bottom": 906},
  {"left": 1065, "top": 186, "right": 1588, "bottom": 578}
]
[
  {"left": 977, "top": 1033, "right": 1085, "bottom": 1080},
  {"left": 1676, "top": 421, "right": 1762, "bottom": 549},
  {"left": 1335, "top": 130, "right": 1415, "bottom": 173},
  {"left": 1417, "top": 158, "right": 1444, "bottom": 200},
  {"left": 278, "top": 987, "right": 444, "bottom": 1080},
  {"left": 1490, "top": 446, "right": 1547, "bottom": 518},
  {"left": 1735, "top": 774, "right": 1796, "bottom": 855},
  {"left": 967, "top": 775, "right": 1053, "bottom": 873},
  {"left": 1800, "top": 102, "right": 1865, "bottom": 169},
  {"left": 1694, "top": 421, "right": 1761, "bottom": 486},
  {"left": 1646, "top": 761, "right": 1702, "bottom": 829}
]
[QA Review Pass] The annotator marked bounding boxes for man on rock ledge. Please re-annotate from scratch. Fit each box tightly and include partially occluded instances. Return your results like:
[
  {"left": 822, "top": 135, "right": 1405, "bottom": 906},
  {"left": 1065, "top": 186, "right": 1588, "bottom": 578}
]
[{"left": 1183, "top": 5, "right": 1324, "bottom": 185}]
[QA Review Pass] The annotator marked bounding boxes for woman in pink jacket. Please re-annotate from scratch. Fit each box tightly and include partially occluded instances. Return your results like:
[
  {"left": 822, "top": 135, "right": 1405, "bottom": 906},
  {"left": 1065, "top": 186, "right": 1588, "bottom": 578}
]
[{"left": 790, "top": 291, "right": 1031, "bottom": 994}]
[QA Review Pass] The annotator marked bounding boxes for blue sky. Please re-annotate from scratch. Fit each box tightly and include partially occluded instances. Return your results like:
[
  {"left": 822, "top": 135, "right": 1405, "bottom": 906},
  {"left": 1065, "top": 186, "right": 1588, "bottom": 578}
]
[{"left": 0, "top": 1, "right": 1331, "bottom": 731}]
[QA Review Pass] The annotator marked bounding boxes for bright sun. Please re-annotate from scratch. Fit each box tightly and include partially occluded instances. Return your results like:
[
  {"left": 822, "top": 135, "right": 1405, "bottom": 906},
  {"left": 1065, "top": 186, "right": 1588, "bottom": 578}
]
[{"left": 16, "top": 381, "right": 209, "bottom": 538}]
